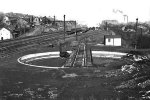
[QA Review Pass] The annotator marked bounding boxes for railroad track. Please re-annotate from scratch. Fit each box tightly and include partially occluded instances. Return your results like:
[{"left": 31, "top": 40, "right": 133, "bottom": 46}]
[
  {"left": 63, "top": 29, "right": 99, "bottom": 68},
  {"left": 0, "top": 30, "right": 87, "bottom": 50},
  {"left": 0, "top": 30, "right": 89, "bottom": 58},
  {"left": 0, "top": 32, "right": 61, "bottom": 47},
  {"left": 0, "top": 32, "right": 65, "bottom": 58}
]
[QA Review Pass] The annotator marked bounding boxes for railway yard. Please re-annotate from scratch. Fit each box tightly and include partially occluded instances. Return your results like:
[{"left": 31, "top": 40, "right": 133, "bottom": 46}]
[{"left": 1, "top": 29, "right": 150, "bottom": 100}]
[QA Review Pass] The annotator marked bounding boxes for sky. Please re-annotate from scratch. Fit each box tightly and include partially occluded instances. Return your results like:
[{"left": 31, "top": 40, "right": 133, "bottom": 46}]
[{"left": 0, "top": 0, "right": 150, "bottom": 27}]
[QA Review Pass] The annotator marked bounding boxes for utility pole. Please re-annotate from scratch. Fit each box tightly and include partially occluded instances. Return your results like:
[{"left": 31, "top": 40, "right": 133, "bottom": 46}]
[
  {"left": 75, "top": 21, "right": 77, "bottom": 41},
  {"left": 126, "top": 15, "right": 128, "bottom": 23},
  {"left": 59, "top": 42, "right": 62, "bottom": 53},
  {"left": 140, "top": 28, "right": 143, "bottom": 48},
  {"left": 135, "top": 18, "right": 138, "bottom": 49},
  {"left": 105, "top": 21, "right": 108, "bottom": 31},
  {"left": 135, "top": 18, "right": 138, "bottom": 32},
  {"left": 64, "top": 15, "right": 66, "bottom": 41},
  {"left": 54, "top": 15, "right": 55, "bottom": 25}
]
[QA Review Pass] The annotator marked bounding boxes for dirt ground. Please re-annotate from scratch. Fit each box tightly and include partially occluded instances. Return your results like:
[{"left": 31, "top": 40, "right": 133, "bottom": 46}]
[{"left": 1, "top": 31, "right": 150, "bottom": 100}]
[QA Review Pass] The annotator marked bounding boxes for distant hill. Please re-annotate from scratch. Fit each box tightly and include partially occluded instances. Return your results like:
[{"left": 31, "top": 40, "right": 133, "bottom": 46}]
[{"left": 5, "top": 12, "right": 33, "bottom": 18}]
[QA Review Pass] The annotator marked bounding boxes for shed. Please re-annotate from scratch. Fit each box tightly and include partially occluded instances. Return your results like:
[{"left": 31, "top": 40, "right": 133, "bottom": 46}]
[
  {"left": 0, "top": 27, "right": 13, "bottom": 41},
  {"left": 104, "top": 35, "right": 121, "bottom": 46}
]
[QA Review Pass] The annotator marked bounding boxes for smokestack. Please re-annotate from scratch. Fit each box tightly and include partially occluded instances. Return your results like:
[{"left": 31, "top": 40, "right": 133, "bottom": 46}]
[
  {"left": 123, "top": 15, "right": 126, "bottom": 22},
  {"left": 123, "top": 15, "right": 128, "bottom": 23}
]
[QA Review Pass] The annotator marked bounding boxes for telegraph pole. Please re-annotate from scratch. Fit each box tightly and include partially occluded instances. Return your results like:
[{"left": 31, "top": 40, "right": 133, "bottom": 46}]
[
  {"left": 64, "top": 15, "right": 66, "bottom": 41},
  {"left": 105, "top": 21, "right": 108, "bottom": 31},
  {"left": 140, "top": 28, "right": 143, "bottom": 48},
  {"left": 135, "top": 18, "right": 138, "bottom": 32},
  {"left": 135, "top": 18, "right": 138, "bottom": 49},
  {"left": 75, "top": 21, "right": 77, "bottom": 41},
  {"left": 54, "top": 15, "right": 55, "bottom": 25}
]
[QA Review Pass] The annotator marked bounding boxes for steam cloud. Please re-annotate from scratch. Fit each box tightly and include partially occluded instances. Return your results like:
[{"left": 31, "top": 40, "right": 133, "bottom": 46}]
[{"left": 113, "top": 9, "right": 123, "bottom": 14}]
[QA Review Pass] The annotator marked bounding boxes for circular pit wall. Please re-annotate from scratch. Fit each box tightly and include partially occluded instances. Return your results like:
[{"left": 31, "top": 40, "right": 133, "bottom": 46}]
[{"left": 18, "top": 51, "right": 127, "bottom": 69}]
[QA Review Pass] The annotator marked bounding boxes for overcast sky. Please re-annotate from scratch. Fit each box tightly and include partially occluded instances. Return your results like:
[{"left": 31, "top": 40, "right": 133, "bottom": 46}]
[{"left": 1, "top": 0, "right": 150, "bottom": 26}]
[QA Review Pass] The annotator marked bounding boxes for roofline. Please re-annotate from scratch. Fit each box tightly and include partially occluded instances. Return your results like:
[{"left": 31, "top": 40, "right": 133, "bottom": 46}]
[{"left": 104, "top": 35, "right": 121, "bottom": 38}]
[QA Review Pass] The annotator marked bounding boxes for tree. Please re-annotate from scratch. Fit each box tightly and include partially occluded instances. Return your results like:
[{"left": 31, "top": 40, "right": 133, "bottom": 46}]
[
  {"left": 17, "top": 18, "right": 29, "bottom": 34},
  {"left": 0, "top": 12, "right": 4, "bottom": 26}
]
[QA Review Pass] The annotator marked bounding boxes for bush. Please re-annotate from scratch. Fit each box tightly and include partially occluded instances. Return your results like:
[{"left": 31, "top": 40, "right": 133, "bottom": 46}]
[{"left": 137, "top": 34, "right": 150, "bottom": 49}]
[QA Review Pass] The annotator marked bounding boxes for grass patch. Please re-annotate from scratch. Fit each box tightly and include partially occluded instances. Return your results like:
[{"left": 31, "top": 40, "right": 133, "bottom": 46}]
[{"left": 93, "top": 57, "right": 127, "bottom": 70}]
